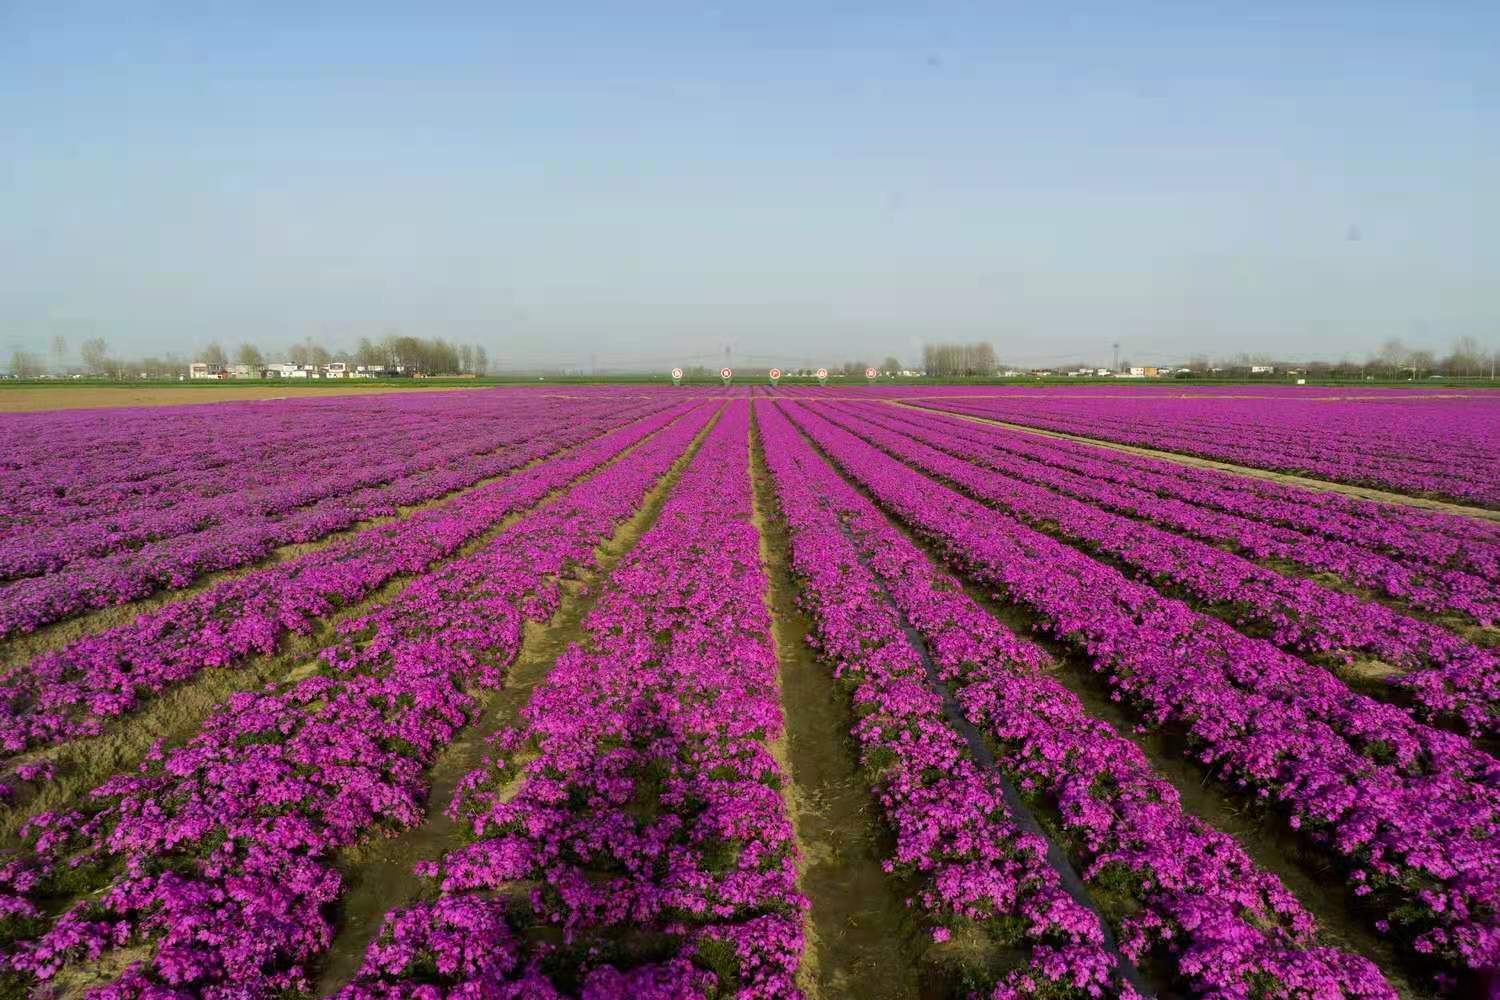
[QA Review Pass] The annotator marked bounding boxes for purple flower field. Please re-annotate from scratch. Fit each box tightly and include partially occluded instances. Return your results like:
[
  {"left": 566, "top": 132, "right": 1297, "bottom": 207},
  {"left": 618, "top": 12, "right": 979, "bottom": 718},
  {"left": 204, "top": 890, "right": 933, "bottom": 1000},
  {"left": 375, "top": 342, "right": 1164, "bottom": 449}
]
[{"left": 0, "top": 385, "right": 1495, "bottom": 999}]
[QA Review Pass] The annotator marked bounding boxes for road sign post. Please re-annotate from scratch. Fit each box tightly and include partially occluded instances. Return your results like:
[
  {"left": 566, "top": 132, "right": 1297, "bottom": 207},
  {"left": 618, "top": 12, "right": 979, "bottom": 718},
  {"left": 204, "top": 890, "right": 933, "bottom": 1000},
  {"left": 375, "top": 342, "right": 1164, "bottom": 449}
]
[
  {"left": 671, "top": 367, "right": 683, "bottom": 386},
  {"left": 865, "top": 366, "right": 877, "bottom": 384},
  {"left": 816, "top": 367, "right": 828, "bottom": 386},
  {"left": 768, "top": 367, "right": 781, "bottom": 386},
  {"left": 720, "top": 367, "right": 733, "bottom": 386}
]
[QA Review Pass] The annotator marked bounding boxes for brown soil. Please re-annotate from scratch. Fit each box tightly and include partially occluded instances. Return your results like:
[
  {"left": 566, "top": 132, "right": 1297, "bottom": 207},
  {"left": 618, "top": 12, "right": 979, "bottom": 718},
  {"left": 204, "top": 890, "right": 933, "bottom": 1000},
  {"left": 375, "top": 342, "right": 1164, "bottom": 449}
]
[{"left": 747, "top": 409, "right": 924, "bottom": 1000}]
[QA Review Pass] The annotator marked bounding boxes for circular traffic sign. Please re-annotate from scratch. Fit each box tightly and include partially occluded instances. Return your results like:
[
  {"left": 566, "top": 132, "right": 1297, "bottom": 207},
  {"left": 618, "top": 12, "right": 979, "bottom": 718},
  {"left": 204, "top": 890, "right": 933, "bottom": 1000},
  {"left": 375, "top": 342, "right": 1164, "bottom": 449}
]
[
  {"left": 769, "top": 368, "right": 781, "bottom": 380},
  {"left": 865, "top": 367, "right": 877, "bottom": 379},
  {"left": 671, "top": 367, "right": 683, "bottom": 380},
  {"left": 816, "top": 367, "right": 828, "bottom": 379},
  {"left": 720, "top": 367, "right": 733, "bottom": 380}
]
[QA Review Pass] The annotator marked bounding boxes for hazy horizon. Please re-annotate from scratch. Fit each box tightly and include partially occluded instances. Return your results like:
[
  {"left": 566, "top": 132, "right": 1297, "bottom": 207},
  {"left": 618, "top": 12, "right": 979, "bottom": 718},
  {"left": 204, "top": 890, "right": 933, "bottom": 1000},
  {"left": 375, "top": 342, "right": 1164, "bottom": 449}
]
[{"left": 2, "top": 2, "right": 1494, "bottom": 370}]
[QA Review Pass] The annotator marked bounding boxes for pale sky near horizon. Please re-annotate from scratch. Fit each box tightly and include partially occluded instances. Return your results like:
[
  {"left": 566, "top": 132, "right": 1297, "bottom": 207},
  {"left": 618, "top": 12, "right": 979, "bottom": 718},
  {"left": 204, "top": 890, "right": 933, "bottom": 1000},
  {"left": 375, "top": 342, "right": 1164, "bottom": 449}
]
[{"left": 2, "top": 2, "right": 1494, "bottom": 370}]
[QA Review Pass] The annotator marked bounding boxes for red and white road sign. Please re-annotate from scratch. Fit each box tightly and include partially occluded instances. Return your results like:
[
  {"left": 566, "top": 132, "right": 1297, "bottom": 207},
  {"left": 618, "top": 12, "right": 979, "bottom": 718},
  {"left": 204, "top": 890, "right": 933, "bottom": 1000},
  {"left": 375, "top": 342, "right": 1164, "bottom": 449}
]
[
  {"left": 769, "top": 368, "right": 781, "bottom": 380},
  {"left": 865, "top": 367, "right": 878, "bottom": 379},
  {"left": 720, "top": 367, "right": 733, "bottom": 380},
  {"left": 815, "top": 368, "right": 828, "bottom": 379},
  {"left": 671, "top": 367, "right": 683, "bottom": 380}
]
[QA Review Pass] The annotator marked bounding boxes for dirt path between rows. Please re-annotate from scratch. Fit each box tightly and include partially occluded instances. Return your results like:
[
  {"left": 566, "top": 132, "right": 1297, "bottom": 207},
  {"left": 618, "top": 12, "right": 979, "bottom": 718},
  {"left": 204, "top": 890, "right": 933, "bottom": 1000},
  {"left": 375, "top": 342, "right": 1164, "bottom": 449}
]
[
  {"left": 0, "top": 413, "right": 689, "bottom": 843},
  {"left": 890, "top": 400, "right": 1500, "bottom": 523},
  {"left": 314, "top": 407, "right": 722, "bottom": 992},
  {"left": 748, "top": 414, "right": 923, "bottom": 1000}
]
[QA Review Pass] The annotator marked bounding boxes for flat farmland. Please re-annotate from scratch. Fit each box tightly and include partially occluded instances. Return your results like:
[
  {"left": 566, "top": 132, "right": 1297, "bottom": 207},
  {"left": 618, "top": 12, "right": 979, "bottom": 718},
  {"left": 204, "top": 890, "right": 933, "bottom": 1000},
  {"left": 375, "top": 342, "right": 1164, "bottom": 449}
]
[{"left": 0, "top": 385, "right": 1496, "bottom": 999}]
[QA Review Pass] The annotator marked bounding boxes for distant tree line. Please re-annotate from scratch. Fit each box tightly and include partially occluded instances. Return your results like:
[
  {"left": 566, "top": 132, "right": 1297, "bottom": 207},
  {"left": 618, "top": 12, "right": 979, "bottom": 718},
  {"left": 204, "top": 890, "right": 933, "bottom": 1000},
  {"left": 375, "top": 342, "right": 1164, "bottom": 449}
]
[
  {"left": 7, "top": 334, "right": 492, "bottom": 378},
  {"left": 922, "top": 342, "right": 998, "bottom": 377}
]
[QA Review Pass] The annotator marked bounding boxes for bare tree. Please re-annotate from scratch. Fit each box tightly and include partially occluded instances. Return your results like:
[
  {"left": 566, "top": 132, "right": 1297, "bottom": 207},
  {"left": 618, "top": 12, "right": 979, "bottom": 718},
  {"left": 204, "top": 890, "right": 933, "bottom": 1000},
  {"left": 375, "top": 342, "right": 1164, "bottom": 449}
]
[
  {"left": 10, "top": 350, "right": 44, "bottom": 378},
  {"left": 1443, "top": 336, "right": 1483, "bottom": 376},
  {"left": 922, "top": 341, "right": 998, "bottom": 377},
  {"left": 79, "top": 338, "right": 110, "bottom": 374},
  {"left": 49, "top": 335, "right": 67, "bottom": 374},
  {"left": 201, "top": 341, "right": 227, "bottom": 367},
  {"left": 236, "top": 343, "right": 265, "bottom": 368},
  {"left": 459, "top": 344, "right": 474, "bottom": 373},
  {"left": 355, "top": 337, "right": 382, "bottom": 368},
  {"left": 881, "top": 355, "right": 902, "bottom": 374},
  {"left": 1408, "top": 349, "right": 1435, "bottom": 379},
  {"left": 1374, "top": 338, "right": 1408, "bottom": 376},
  {"left": 287, "top": 338, "right": 329, "bottom": 367},
  {"left": 473, "top": 345, "right": 488, "bottom": 374}
]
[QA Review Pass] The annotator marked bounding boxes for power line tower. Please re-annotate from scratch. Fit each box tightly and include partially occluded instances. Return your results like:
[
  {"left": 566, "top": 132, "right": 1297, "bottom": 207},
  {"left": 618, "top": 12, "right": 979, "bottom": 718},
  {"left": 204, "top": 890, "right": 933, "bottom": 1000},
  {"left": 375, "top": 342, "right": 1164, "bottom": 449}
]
[{"left": 1112, "top": 342, "right": 1120, "bottom": 372}]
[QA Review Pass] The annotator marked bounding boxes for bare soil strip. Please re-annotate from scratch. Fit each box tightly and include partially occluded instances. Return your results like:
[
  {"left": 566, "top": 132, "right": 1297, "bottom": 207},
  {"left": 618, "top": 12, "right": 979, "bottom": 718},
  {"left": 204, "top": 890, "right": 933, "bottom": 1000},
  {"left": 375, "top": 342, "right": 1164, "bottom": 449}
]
[
  {"left": 747, "top": 418, "right": 923, "bottom": 1000},
  {"left": 313, "top": 408, "right": 722, "bottom": 994},
  {"left": 0, "top": 414, "right": 685, "bottom": 843},
  {"left": 891, "top": 400, "right": 1500, "bottom": 523}
]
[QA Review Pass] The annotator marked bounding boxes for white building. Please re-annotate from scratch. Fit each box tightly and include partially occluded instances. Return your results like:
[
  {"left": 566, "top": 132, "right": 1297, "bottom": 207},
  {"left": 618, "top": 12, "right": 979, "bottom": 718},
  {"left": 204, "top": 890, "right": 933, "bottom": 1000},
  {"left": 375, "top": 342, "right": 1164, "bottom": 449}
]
[
  {"left": 188, "top": 363, "right": 224, "bottom": 379},
  {"left": 265, "top": 363, "right": 298, "bottom": 378},
  {"left": 1250, "top": 365, "right": 1275, "bottom": 374},
  {"left": 323, "top": 362, "right": 348, "bottom": 379}
]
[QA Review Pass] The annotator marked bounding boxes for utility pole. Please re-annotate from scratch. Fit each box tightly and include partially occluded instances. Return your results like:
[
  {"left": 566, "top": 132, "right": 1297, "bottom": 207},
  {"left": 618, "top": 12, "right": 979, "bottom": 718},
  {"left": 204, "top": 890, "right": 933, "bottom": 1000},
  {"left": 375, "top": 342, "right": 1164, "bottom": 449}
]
[{"left": 1112, "top": 342, "right": 1120, "bottom": 373}]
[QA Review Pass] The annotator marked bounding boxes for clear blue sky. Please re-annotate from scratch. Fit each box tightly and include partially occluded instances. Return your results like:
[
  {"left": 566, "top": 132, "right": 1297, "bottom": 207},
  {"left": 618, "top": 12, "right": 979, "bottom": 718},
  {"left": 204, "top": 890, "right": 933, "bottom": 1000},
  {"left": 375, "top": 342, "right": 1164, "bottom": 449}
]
[{"left": 2, "top": 1, "right": 1494, "bottom": 369}]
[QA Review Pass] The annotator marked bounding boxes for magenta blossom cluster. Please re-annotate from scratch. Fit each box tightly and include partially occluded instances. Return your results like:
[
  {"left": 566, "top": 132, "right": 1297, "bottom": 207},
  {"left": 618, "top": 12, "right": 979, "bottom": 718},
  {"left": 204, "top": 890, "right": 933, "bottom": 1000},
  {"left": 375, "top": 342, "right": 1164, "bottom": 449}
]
[
  {"left": 0, "top": 394, "right": 673, "bottom": 637},
  {"left": 0, "top": 405, "right": 716, "bottom": 996},
  {"left": 820, "top": 402, "right": 1499, "bottom": 735},
  {"left": 780, "top": 400, "right": 1500, "bottom": 981},
  {"left": 0, "top": 404, "right": 688, "bottom": 780},
  {"left": 759, "top": 401, "right": 1397, "bottom": 998},
  {"left": 339, "top": 403, "right": 805, "bottom": 999},
  {"left": 911, "top": 389, "right": 1500, "bottom": 508}
]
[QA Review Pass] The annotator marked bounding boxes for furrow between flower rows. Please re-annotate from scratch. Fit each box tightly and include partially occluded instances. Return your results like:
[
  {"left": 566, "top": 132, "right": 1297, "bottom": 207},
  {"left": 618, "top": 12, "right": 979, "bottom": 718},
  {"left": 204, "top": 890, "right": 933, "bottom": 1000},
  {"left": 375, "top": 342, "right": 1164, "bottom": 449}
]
[
  {"left": 0, "top": 401, "right": 718, "bottom": 997},
  {"left": 823, "top": 402, "right": 1500, "bottom": 735},
  {"left": 881, "top": 402, "right": 1500, "bottom": 619},
  {"left": 779, "top": 400, "right": 1500, "bottom": 983},
  {"left": 0, "top": 396, "right": 670, "bottom": 636},
  {"left": 759, "top": 400, "right": 1398, "bottom": 998},
  {"left": 334, "top": 401, "right": 806, "bottom": 999},
  {"left": 759, "top": 403, "right": 1144, "bottom": 999},
  {"left": 0, "top": 405, "right": 692, "bottom": 792},
  {"left": 912, "top": 394, "right": 1500, "bottom": 509}
]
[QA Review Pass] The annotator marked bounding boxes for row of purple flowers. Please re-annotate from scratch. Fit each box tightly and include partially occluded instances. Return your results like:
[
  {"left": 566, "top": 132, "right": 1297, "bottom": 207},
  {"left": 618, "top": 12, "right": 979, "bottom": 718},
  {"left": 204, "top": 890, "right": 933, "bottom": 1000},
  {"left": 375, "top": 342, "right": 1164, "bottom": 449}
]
[
  {"left": 761, "top": 401, "right": 1397, "bottom": 997},
  {"left": 823, "top": 402, "right": 1499, "bottom": 735},
  {"left": 760, "top": 402, "right": 1138, "bottom": 998},
  {"left": 914, "top": 392, "right": 1500, "bottom": 509},
  {"left": 780, "top": 400, "right": 1499, "bottom": 985},
  {"left": 0, "top": 394, "right": 667, "bottom": 636},
  {"left": 877, "top": 402, "right": 1498, "bottom": 621},
  {"left": 0, "top": 402, "right": 716, "bottom": 997},
  {"left": 336, "top": 401, "right": 805, "bottom": 998},
  {"left": 0, "top": 403, "right": 686, "bottom": 788}
]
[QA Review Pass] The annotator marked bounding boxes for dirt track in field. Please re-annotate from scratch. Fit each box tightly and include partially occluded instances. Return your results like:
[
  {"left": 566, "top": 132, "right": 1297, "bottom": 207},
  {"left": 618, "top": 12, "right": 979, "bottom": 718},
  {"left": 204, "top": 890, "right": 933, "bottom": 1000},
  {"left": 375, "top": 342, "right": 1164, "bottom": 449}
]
[
  {"left": 0, "top": 384, "right": 475, "bottom": 412},
  {"left": 890, "top": 400, "right": 1500, "bottom": 523}
]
